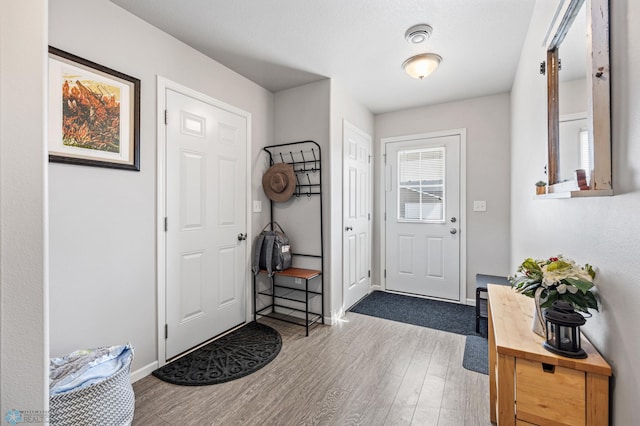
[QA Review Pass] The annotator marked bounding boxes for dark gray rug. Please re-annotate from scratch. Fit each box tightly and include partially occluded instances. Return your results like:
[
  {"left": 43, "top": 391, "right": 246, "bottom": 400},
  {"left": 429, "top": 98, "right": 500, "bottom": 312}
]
[
  {"left": 152, "top": 322, "right": 281, "bottom": 386},
  {"left": 463, "top": 335, "right": 489, "bottom": 375},
  {"left": 349, "top": 291, "right": 489, "bottom": 374},
  {"left": 349, "top": 291, "right": 477, "bottom": 335}
]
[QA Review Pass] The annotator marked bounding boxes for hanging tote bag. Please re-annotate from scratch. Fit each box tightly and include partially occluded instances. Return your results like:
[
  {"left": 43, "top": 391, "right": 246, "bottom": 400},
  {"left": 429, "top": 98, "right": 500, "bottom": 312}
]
[{"left": 252, "top": 222, "right": 292, "bottom": 276}]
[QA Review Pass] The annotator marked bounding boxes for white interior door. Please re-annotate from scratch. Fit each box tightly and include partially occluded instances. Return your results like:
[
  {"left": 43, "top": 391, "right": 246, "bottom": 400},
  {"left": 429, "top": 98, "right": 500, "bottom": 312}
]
[
  {"left": 385, "top": 134, "right": 460, "bottom": 300},
  {"left": 165, "top": 88, "right": 247, "bottom": 360},
  {"left": 343, "top": 122, "right": 372, "bottom": 310}
]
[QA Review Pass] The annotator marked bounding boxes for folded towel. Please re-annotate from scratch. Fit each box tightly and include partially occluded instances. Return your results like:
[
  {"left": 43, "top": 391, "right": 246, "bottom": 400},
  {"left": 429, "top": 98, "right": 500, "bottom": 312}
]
[{"left": 50, "top": 343, "right": 133, "bottom": 396}]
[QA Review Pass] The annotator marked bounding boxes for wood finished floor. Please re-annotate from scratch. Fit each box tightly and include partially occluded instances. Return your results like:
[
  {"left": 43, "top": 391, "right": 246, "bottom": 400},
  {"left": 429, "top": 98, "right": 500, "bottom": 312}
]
[{"left": 132, "top": 313, "right": 491, "bottom": 426}]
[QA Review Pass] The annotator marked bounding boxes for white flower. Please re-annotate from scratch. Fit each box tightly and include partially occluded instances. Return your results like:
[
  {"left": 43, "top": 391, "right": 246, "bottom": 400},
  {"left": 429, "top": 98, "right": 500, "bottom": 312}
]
[
  {"left": 541, "top": 259, "right": 594, "bottom": 293},
  {"left": 572, "top": 268, "right": 594, "bottom": 282},
  {"left": 541, "top": 265, "right": 566, "bottom": 286}
]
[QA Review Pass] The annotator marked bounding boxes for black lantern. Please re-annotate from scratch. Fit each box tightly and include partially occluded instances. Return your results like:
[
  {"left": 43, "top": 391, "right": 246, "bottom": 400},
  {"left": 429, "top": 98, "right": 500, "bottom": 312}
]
[{"left": 543, "top": 300, "right": 587, "bottom": 359}]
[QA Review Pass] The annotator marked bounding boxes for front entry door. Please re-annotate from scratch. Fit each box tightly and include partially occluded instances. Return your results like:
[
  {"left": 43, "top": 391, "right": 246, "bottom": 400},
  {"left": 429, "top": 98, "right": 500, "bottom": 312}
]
[
  {"left": 385, "top": 134, "right": 460, "bottom": 300},
  {"left": 165, "top": 88, "right": 247, "bottom": 359},
  {"left": 343, "top": 121, "right": 372, "bottom": 310}
]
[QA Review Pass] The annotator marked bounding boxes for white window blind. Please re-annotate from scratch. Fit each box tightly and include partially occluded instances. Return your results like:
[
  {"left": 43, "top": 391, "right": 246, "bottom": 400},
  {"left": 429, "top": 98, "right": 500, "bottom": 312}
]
[
  {"left": 579, "top": 129, "right": 591, "bottom": 179},
  {"left": 397, "top": 147, "right": 444, "bottom": 221}
]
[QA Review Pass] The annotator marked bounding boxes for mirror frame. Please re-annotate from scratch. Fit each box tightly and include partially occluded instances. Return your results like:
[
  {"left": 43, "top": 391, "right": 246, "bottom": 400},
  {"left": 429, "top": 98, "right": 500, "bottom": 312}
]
[{"left": 546, "top": 0, "right": 612, "bottom": 196}]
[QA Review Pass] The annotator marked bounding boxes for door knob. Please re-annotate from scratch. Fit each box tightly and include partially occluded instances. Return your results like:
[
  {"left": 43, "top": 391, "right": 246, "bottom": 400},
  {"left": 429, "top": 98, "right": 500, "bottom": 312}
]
[
  {"left": 237, "top": 233, "right": 247, "bottom": 241},
  {"left": 345, "top": 226, "right": 353, "bottom": 231},
  {"left": 450, "top": 228, "right": 457, "bottom": 235},
  {"left": 450, "top": 217, "right": 457, "bottom": 223}
]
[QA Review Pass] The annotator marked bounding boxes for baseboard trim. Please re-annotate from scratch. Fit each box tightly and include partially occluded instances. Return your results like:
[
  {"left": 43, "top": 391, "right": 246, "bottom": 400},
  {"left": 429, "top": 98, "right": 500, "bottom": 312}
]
[
  {"left": 466, "top": 298, "right": 476, "bottom": 306},
  {"left": 130, "top": 360, "right": 158, "bottom": 383},
  {"left": 324, "top": 315, "right": 337, "bottom": 326}
]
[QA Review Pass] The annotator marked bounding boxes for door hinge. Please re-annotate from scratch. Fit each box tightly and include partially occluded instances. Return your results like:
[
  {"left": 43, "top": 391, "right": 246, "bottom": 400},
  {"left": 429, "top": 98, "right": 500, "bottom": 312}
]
[
  {"left": 368, "top": 270, "right": 371, "bottom": 278},
  {"left": 368, "top": 155, "right": 371, "bottom": 164},
  {"left": 165, "top": 324, "right": 168, "bottom": 339},
  {"left": 164, "top": 109, "right": 168, "bottom": 125},
  {"left": 384, "top": 212, "right": 387, "bottom": 221},
  {"left": 164, "top": 217, "right": 168, "bottom": 232},
  {"left": 383, "top": 154, "right": 387, "bottom": 165},
  {"left": 384, "top": 269, "right": 387, "bottom": 278},
  {"left": 368, "top": 213, "right": 371, "bottom": 221}
]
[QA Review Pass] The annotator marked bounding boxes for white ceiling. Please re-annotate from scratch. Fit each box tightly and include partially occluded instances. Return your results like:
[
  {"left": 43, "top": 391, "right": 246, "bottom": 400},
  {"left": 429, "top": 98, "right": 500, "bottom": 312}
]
[{"left": 111, "top": 0, "right": 536, "bottom": 114}]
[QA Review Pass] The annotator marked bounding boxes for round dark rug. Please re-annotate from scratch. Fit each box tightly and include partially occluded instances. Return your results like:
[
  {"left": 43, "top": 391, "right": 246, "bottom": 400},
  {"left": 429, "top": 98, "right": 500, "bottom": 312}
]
[{"left": 152, "top": 322, "right": 282, "bottom": 386}]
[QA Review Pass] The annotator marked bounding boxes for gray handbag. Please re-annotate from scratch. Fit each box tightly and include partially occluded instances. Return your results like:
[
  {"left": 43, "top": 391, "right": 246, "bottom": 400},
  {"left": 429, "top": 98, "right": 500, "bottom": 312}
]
[{"left": 252, "top": 222, "right": 292, "bottom": 276}]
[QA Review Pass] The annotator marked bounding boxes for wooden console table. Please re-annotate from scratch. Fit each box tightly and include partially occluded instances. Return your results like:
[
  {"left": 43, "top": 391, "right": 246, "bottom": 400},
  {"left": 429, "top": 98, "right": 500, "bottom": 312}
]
[{"left": 487, "top": 284, "right": 612, "bottom": 426}]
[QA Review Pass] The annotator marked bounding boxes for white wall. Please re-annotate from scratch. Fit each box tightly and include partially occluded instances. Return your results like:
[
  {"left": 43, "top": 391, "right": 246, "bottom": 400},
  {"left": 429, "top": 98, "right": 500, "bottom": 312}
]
[
  {"left": 0, "top": 0, "right": 49, "bottom": 415},
  {"left": 510, "top": 1, "right": 640, "bottom": 424},
  {"left": 271, "top": 80, "right": 374, "bottom": 320},
  {"left": 48, "top": 0, "right": 273, "bottom": 375},
  {"left": 560, "top": 78, "right": 588, "bottom": 115},
  {"left": 375, "top": 93, "right": 512, "bottom": 300},
  {"left": 272, "top": 80, "right": 331, "bottom": 316}
]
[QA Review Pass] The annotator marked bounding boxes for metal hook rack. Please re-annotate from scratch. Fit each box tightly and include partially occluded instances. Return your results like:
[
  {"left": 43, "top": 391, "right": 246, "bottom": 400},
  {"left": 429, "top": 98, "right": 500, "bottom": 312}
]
[
  {"left": 255, "top": 140, "right": 324, "bottom": 335},
  {"left": 263, "top": 140, "right": 322, "bottom": 196}
]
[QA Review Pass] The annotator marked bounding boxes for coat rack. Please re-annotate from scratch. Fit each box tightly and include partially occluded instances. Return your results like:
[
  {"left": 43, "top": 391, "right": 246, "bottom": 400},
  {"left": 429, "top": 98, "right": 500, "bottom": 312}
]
[{"left": 254, "top": 140, "right": 324, "bottom": 335}]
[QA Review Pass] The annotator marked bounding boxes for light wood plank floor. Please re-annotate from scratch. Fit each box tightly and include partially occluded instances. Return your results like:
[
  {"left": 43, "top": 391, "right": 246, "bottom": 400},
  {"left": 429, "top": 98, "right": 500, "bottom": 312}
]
[{"left": 132, "top": 313, "right": 492, "bottom": 425}]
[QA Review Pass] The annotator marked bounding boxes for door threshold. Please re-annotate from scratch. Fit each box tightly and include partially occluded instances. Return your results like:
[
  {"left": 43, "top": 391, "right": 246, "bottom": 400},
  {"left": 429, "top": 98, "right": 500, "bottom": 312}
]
[
  {"left": 384, "top": 289, "right": 463, "bottom": 304},
  {"left": 165, "top": 321, "right": 246, "bottom": 363},
  {"left": 346, "top": 291, "right": 373, "bottom": 312}
]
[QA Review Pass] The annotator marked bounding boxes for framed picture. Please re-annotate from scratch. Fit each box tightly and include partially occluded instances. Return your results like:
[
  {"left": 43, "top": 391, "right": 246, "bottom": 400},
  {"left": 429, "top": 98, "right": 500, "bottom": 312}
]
[{"left": 48, "top": 47, "right": 140, "bottom": 171}]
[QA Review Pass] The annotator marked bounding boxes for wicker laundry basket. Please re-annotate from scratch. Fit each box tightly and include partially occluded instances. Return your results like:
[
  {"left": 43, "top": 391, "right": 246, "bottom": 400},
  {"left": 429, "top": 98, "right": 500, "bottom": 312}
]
[{"left": 49, "top": 355, "right": 134, "bottom": 426}]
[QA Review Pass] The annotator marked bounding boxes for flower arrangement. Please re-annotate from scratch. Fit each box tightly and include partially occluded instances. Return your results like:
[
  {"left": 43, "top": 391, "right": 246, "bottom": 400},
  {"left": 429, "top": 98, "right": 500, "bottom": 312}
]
[{"left": 509, "top": 255, "right": 598, "bottom": 313}]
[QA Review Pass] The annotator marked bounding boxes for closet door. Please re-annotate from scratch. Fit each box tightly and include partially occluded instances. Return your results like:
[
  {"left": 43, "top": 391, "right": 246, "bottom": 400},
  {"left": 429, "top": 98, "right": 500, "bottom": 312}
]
[
  {"left": 164, "top": 87, "right": 247, "bottom": 360},
  {"left": 343, "top": 121, "right": 372, "bottom": 309}
]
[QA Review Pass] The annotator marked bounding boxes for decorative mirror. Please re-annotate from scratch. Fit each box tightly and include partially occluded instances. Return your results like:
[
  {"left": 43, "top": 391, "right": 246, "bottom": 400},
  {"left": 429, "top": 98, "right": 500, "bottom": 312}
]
[{"left": 544, "top": 0, "right": 612, "bottom": 196}]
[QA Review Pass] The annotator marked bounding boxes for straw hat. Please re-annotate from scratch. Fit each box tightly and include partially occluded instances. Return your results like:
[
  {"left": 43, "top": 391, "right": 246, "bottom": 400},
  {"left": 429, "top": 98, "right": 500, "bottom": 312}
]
[{"left": 262, "top": 163, "right": 296, "bottom": 202}]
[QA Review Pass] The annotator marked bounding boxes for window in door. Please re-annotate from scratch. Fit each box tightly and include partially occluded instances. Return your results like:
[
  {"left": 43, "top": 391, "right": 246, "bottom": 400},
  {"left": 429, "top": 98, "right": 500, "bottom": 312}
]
[{"left": 397, "top": 147, "right": 445, "bottom": 222}]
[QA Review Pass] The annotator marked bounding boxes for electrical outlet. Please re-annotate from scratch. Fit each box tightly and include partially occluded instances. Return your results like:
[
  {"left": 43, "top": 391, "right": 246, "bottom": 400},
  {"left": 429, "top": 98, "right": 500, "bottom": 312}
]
[
  {"left": 473, "top": 200, "right": 487, "bottom": 212},
  {"left": 253, "top": 200, "right": 262, "bottom": 213}
]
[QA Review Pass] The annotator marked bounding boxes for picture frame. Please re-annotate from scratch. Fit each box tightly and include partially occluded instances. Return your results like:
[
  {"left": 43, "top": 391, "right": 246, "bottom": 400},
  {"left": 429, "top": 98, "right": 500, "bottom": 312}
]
[{"left": 48, "top": 46, "right": 140, "bottom": 171}]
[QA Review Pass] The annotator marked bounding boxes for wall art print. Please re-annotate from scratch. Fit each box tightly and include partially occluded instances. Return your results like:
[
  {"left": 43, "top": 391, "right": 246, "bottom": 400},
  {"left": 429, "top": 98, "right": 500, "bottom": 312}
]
[{"left": 48, "top": 47, "right": 140, "bottom": 170}]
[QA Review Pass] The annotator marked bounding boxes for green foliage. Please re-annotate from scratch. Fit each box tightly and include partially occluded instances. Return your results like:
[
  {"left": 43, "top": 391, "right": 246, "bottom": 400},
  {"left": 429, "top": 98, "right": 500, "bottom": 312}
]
[{"left": 564, "top": 277, "right": 594, "bottom": 293}]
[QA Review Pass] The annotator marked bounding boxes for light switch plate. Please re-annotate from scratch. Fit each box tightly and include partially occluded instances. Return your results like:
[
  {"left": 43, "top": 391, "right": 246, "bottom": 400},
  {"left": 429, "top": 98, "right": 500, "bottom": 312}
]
[
  {"left": 473, "top": 200, "right": 487, "bottom": 212},
  {"left": 253, "top": 200, "right": 262, "bottom": 213}
]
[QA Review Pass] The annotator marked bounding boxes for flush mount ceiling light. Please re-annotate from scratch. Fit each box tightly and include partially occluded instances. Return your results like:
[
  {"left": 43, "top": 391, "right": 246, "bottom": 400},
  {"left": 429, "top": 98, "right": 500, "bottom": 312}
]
[
  {"left": 405, "top": 24, "right": 433, "bottom": 44},
  {"left": 402, "top": 53, "right": 442, "bottom": 80}
]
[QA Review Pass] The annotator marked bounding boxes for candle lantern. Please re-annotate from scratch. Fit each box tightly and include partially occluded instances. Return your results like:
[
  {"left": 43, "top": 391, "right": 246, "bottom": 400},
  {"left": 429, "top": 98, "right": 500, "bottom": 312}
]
[{"left": 543, "top": 300, "right": 587, "bottom": 359}]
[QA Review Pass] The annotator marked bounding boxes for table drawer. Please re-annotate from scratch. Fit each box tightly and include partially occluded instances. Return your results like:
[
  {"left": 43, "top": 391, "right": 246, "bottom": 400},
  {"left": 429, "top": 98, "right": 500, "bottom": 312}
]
[{"left": 515, "top": 358, "right": 586, "bottom": 426}]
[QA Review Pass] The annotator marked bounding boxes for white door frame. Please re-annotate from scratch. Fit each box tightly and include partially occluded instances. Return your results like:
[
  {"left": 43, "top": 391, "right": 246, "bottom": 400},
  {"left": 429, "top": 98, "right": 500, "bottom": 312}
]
[
  {"left": 379, "top": 128, "right": 467, "bottom": 304},
  {"left": 342, "top": 120, "right": 373, "bottom": 310},
  {"left": 156, "top": 76, "right": 253, "bottom": 366}
]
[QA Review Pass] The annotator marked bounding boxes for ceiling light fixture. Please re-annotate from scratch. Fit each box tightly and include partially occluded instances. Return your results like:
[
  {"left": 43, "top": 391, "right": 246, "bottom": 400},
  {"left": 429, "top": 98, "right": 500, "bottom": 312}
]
[
  {"left": 402, "top": 53, "right": 442, "bottom": 80},
  {"left": 405, "top": 24, "right": 433, "bottom": 44}
]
